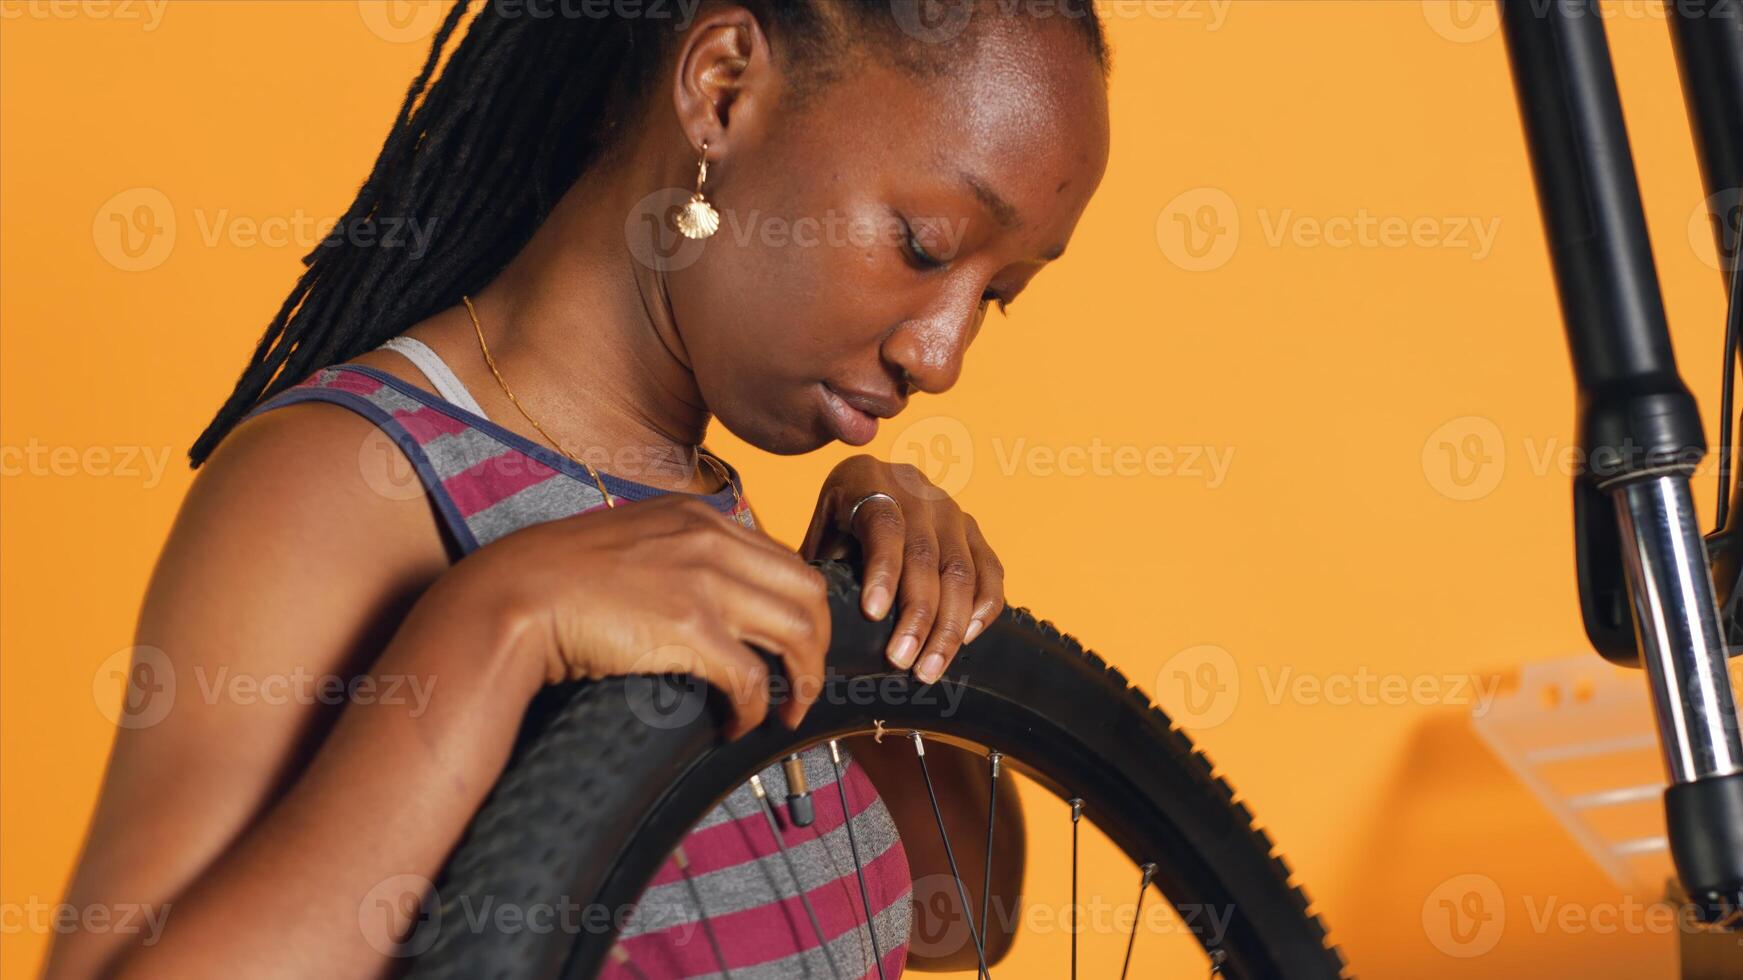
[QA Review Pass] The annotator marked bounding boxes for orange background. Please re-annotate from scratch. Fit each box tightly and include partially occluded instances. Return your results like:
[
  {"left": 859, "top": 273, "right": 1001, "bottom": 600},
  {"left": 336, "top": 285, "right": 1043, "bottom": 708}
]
[{"left": 4, "top": 1, "right": 1741, "bottom": 976}]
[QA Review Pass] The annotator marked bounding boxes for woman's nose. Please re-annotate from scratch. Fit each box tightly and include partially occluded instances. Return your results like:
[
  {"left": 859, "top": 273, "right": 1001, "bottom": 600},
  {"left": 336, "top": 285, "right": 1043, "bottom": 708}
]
[{"left": 883, "top": 298, "right": 988, "bottom": 396}]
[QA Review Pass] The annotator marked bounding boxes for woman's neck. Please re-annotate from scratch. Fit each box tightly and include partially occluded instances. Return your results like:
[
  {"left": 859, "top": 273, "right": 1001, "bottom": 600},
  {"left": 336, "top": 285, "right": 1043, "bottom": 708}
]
[{"left": 401, "top": 154, "right": 719, "bottom": 494}]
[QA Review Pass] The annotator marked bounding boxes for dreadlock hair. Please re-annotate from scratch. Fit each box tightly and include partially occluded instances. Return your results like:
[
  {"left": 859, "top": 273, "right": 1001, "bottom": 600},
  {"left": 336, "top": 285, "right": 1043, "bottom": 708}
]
[{"left": 189, "top": 0, "right": 1109, "bottom": 467}]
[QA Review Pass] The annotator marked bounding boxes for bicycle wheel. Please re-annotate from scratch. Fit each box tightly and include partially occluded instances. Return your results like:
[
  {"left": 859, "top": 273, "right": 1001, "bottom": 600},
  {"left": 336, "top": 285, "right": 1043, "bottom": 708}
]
[{"left": 403, "top": 561, "right": 1348, "bottom": 979}]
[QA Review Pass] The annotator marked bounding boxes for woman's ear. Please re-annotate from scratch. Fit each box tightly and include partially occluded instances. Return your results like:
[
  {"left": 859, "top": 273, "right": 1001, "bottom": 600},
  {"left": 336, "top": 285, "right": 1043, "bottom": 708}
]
[{"left": 670, "top": 6, "right": 778, "bottom": 159}]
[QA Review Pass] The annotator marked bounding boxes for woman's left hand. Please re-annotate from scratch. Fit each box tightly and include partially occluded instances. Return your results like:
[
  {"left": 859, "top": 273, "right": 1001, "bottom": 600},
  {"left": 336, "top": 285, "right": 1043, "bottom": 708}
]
[{"left": 801, "top": 454, "right": 1006, "bottom": 684}]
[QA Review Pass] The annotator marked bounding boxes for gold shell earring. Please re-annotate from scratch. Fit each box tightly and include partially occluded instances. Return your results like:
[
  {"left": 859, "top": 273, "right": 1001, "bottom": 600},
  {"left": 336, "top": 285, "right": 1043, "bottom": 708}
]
[{"left": 674, "top": 139, "right": 721, "bottom": 240}]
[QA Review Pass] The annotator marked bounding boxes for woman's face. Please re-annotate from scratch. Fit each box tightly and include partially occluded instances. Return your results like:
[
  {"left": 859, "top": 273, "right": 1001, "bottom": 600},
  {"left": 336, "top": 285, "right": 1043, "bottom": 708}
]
[{"left": 665, "top": 22, "right": 1111, "bottom": 455}]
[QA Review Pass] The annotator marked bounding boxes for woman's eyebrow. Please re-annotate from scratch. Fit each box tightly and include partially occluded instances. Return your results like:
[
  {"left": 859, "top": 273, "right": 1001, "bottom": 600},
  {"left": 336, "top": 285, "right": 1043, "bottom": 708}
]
[
  {"left": 959, "top": 170, "right": 1020, "bottom": 230},
  {"left": 958, "top": 170, "right": 1067, "bottom": 261}
]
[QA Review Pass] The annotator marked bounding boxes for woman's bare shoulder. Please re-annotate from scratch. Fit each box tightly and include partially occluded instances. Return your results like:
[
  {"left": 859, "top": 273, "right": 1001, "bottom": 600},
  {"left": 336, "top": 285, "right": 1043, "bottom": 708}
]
[
  {"left": 151, "top": 395, "right": 454, "bottom": 651},
  {"left": 48, "top": 396, "right": 459, "bottom": 980},
  {"left": 186, "top": 394, "right": 444, "bottom": 555}
]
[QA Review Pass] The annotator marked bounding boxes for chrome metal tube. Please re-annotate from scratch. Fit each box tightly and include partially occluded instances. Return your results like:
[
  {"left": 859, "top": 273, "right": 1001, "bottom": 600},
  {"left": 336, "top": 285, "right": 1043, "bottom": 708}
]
[{"left": 1612, "top": 475, "right": 1743, "bottom": 783}]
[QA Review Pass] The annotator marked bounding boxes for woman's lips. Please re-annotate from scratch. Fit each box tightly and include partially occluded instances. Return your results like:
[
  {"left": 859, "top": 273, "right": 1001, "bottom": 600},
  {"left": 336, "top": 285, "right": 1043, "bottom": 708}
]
[{"left": 819, "top": 384, "right": 879, "bottom": 446}]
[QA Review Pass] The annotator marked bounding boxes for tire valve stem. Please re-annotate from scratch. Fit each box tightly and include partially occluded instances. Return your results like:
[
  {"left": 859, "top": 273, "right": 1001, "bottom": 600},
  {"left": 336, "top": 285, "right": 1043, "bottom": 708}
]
[
  {"left": 609, "top": 944, "right": 651, "bottom": 980},
  {"left": 782, "top": 753, "right": 814, "bottom": 827}
]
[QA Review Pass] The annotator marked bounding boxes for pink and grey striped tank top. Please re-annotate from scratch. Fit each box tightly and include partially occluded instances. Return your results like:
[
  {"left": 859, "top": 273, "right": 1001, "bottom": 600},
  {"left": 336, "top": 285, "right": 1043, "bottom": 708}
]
[{"left": 242, "top": 352, "right": 912, "bottom": 978}]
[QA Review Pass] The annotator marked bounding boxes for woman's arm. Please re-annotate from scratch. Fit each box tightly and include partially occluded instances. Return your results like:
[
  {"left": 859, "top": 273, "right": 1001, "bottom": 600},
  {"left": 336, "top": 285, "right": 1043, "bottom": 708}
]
[
  {"left": 110, "top": 566, "right": 547, "bottom": 976},
  {"left": 47, "top": 403, "right": 546, "bottom": 978},
  {"left": 52, "top": 402, "right": 834, "bottom": 979}
]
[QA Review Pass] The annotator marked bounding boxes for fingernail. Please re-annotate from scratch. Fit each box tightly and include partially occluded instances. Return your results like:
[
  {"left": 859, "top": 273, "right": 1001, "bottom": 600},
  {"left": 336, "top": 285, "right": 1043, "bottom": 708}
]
[
  {"left": 963, "top": 618, "right": 985, "bottom": 645},
  {"left": 864, "top": 585, "right": 891, "bottom": 620},
  {"left": 890, "top": 634, "right": 919, "bottom": 669},
  {"left": 916, "top": 652, "right": 945, "bottom": 684}
]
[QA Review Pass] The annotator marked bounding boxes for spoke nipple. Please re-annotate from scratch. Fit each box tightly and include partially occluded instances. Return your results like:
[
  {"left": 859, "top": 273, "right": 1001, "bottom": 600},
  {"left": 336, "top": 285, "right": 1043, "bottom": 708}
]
[
  {"left": 1140, "top": 861, "right": 1157, "bottom": 886},
  {"left": 828, "top": 738, "right": 843, "bottom": 764},
  {"left": 672, "top": 845, "right": 689, "bottom": 870},
  {"left": 988, "top": 750, "right": 1003, "bottom": 778},
  {"left": 1070, "top": 797, "right": 1084, "bottom": 822},
  {"left": 909, "top": 730, "right": 925, "bottom": 756},
  {"left": 749, "top": 773, "right": 767, "bottom": 798}
]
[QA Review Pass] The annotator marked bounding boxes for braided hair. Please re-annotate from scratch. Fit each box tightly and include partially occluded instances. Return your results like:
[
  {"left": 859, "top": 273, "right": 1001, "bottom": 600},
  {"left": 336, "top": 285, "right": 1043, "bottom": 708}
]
[{"left": 189, "top": 0, "right": 1108, "bottom": 467}]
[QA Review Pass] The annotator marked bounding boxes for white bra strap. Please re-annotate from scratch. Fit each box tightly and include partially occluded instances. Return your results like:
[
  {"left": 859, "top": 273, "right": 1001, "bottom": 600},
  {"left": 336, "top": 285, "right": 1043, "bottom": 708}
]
[{"left": 377, "top": 336, "right": 491, "bottom": 421}]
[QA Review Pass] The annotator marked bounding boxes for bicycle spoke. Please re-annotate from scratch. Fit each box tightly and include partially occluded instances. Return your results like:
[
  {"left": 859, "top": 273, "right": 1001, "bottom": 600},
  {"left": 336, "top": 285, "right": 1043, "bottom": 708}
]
[
  {"left": 979, "top": 751, "right": 1000, "bottom": 947},
  {"left": 671, "top": 845, "right": 732, "bottom": 979},
  {"left": 827, "top": 739, "right": 887, "bottom": 980},
  {"left": 749, "top": 774, "right": 845, "bottom": 980},
  {"left": 1118, "top": 862, "right": 1157, "bottom": 980},
  {"left": 1069, "top": 797, "right": 1082, "bottom": 980},
  {"left": 909, "top": 731, "right": 991, "bottom": 980}
]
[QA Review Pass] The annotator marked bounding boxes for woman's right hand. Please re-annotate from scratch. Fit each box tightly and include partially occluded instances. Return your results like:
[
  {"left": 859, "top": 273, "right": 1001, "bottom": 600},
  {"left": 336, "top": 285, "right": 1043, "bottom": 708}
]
[{"left": 457, "top": 494, "right": 833, "bottom": 739}]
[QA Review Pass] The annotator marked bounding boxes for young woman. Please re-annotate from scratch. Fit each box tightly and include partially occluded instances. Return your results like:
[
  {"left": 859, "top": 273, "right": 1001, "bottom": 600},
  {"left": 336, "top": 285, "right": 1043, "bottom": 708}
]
[{"left": 50, "top": 1, "right": 1110, "bottom": 976}]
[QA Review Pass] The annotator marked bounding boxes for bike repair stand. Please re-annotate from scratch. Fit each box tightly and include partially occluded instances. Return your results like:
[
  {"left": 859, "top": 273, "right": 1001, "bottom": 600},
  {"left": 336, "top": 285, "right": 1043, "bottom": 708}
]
[
  {"left": 1472, "top": 656, "right": 1741, "bottom": 976},
  {"left": 1499, "top": 1, "right": 1743, "bottom": 972}
]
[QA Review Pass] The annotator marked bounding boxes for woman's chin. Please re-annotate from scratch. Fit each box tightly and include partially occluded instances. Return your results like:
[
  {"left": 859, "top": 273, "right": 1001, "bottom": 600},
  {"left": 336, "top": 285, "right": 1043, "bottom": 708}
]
[{"left": 711, "top": 407, "right": 837, "bottom": 457}]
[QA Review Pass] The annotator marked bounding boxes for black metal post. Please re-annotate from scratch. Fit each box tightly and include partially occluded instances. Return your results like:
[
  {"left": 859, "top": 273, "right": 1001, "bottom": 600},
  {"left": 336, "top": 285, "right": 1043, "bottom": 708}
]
[
  {"left": 1501, "top": 0, "right": 1743, "bottom": 923},
  {"left": 1503, "top": 0, "right": 1708, "bottom": 665},
  {"left": 1669, "top": 1, "right": 1743, "bottom": 652},
  {"left": 1668, "top": 0, "right": 1743, "bottom": 283}
]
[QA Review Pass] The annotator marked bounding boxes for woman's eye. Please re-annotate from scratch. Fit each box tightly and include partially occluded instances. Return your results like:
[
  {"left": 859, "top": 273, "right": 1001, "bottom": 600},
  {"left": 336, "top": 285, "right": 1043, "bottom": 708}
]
[{"left": 905, "top": 230, "right": 946, "bottom": 270}]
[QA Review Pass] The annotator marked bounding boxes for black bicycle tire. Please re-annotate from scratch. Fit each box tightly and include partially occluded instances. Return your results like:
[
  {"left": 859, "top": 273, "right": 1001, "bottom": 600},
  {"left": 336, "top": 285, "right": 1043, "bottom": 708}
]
[{"left": 405, "top": 561, "right": 1348, "bottom": 979}]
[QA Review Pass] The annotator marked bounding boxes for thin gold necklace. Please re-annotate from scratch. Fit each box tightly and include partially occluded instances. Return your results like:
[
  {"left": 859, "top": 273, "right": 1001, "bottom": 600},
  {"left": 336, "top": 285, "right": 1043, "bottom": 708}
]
[{"left": 462, "top": 294, "right": 739, "bottom": 512}]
